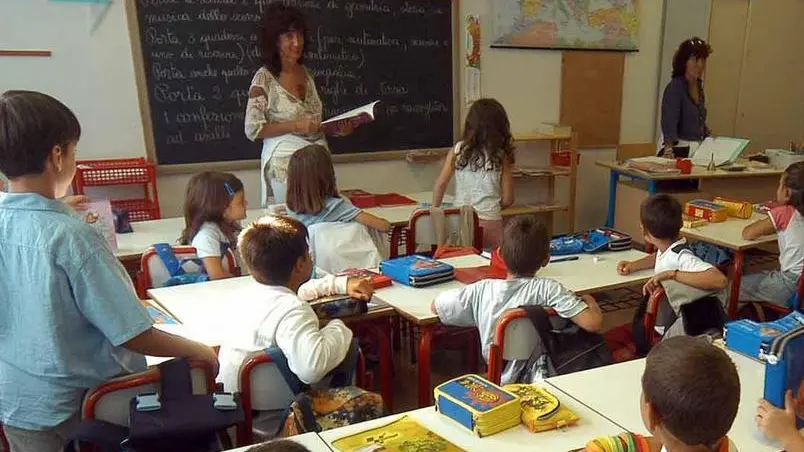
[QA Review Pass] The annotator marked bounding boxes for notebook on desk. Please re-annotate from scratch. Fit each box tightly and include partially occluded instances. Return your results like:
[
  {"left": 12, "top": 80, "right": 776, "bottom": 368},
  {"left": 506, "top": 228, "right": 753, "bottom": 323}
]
[{"left": 691, "top": 137, "right": 750, "bottom": 167}]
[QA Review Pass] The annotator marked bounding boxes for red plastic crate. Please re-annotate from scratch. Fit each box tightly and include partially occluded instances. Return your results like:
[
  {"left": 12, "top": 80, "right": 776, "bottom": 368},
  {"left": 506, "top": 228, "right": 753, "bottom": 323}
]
[
  {"left": 73, "top": 158, "right": 154, "bottom": 189},
  {"left": 111, "top": 199, "right": 160, "bottom": 222}
]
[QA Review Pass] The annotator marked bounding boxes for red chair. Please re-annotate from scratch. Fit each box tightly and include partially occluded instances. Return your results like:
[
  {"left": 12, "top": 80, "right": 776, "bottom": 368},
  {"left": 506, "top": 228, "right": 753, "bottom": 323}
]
[
  {"left": 488, "top": 307, "right": 558, "bottom": 385},
  {"left": 0, "top": 424, "right": 9, "bottom": 452},
  {"left": 745, "top": 265, "right": 804, "bottom": 321},
  {"left": 136, "top": 245, "right": 240, "bottom": 298},
  {"left": 236, "top": 350, "right": 372, "bottom": 447},
  {"left": 406, "top": 207, "right": 482, "bottom": 255},
  {"left": 80, "top": 360, "right": 218, "bottom": 452},
  {"left": 642, "top": 288, "right": 667, "bottom": 348}
]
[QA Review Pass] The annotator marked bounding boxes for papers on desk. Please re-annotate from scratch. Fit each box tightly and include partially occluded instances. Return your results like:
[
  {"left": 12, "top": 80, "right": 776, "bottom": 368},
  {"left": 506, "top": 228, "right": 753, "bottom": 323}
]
[
  {"left": 691, "top": 137, "right": 750, "bottom": 167},
  {"left": 331, "top": 415, "right": 462, "bottom": 452},
  {"left": 626, "top": 156, "right": 681, "bottom": 174}
]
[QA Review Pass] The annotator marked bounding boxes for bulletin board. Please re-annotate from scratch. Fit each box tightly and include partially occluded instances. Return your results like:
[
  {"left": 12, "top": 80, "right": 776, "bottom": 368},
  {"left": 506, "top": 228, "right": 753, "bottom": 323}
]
[{"left": 560, "top": 51, "right": 625, "bottom": 148}]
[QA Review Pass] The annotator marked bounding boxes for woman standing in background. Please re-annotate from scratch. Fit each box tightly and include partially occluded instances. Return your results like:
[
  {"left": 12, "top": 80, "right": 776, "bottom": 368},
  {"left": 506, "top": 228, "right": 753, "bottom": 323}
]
[
  {"left": 244, "top": 4, "right": 350, "bottom": 205},
  {"left": 659, "top": 37, "right": 713, "bottom": 157}
]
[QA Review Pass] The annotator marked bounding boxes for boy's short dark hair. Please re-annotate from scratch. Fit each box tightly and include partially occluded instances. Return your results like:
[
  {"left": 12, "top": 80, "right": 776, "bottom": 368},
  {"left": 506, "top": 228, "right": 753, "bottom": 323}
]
[
  {"left": 642, "top": 336, "right": 740, "bottom": 447},
  {"left": 640, "top": 194, "right": 683, "bottom": 240},
  {"left": 248, "top": 439, "right": 311, "bottom": 452},
  {"left": 0, "top": 90, "right": 81, "bottom": 178},
  {"left": 238, "top": 215, "right": 309, "bottom": 286},
  {"left": 500, "top": 215, "right": 550, "bottom": 277}
]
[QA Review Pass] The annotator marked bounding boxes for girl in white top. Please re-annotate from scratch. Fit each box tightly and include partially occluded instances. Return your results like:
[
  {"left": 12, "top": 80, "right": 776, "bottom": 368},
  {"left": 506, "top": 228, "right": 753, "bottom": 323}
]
[
  {"left": 179, "top": 172, "right": 247, "bottom": 280},
  {"left": 244, "top": 4, "right": 351, "bottom": 205},
  {"left": 741, "top": 162, "right": 804, "bottom": 308},
  {"left": 432, "top": 98, "right": 515, "bottom": 250}
]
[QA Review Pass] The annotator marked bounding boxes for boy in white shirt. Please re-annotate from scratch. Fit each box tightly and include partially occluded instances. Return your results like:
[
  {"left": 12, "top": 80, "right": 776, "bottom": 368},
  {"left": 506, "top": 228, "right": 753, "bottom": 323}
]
[
  {"left": 618, "top": 194, "right": 727, "bottom": 296},
  {"left": 217, "top": 215, "right": 373, "bottom": 391},
  {"left": 430, "top": 215, "right": 603, "bottom": 361}
]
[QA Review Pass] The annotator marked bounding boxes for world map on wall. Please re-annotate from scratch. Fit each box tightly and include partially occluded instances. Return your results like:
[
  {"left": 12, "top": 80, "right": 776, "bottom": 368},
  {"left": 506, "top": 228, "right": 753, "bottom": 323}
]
[{"left": 492, "top": 0, "right": 639, "bottom": 51}]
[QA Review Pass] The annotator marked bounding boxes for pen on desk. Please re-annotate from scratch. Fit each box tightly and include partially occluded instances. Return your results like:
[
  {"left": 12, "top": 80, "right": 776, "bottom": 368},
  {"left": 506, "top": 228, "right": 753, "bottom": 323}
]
[{"left": 550, "top": 256, "right": 579, "bottom": 263}]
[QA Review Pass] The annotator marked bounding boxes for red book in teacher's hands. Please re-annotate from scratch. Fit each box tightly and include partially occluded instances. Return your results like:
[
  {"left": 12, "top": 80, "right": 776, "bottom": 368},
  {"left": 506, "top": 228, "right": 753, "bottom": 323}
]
[{"left": 320, "top": 100, "right": 380, "bottom": 135}]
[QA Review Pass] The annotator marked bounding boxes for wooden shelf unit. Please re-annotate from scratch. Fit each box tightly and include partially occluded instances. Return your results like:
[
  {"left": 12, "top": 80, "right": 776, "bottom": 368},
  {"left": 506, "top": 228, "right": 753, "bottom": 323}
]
[{"left": 514, "top": 132, "right": 579, "bottom": 233}]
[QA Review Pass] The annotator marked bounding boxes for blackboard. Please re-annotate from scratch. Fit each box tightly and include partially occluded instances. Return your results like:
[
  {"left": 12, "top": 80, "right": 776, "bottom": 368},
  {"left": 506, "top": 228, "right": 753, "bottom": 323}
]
[{"left": 128, "top": 0, "right": 455, "bottom": 166}]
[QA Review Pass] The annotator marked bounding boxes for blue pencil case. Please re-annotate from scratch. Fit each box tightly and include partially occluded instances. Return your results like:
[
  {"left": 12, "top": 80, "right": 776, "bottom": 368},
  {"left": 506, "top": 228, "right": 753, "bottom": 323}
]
[
  {"left": 379, "top": 255, "right": 454, "bottom": 287},
  {"left": 725, "top": 312, "right": 804, "bottom": 360},
  {"left": 763, "top": 321, "right": 804, "bottom": 428}
]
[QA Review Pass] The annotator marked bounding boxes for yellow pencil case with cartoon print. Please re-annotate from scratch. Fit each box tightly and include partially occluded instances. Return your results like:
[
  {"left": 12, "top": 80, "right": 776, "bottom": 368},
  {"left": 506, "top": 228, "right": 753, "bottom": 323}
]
[{"left": 504, "top": 384, "right": 580, "bottom": 433}]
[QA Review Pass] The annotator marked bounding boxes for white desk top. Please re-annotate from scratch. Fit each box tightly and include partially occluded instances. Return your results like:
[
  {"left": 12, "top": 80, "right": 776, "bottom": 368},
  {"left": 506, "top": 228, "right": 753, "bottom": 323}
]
[
  {"left": 320, "top": 401, "right": 624, "bottom": 452},
  {"left": 116, "top": 209, "right": 272, "bottom": 260},
  {"left": 226, "top": 432, "right": 333, "bottom": 451},
  {"left": 681, "top": 213, "right": 777, "bottom": 251},
  {"left": 375, "top": 250, "right": 652, "bottom": 324},
  {"left": 545, "top": 350, "right": 780, "bottom": 452}
]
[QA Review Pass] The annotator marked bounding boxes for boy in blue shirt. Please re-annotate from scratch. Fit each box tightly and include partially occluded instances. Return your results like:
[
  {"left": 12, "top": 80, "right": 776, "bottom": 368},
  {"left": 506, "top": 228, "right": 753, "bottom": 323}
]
[{"left": 0, "top": 90, "right": 219, "bottom": 452}]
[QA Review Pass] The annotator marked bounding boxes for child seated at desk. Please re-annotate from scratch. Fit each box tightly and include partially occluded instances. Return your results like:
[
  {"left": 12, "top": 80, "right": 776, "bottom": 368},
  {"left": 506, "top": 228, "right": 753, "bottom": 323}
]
[
  {"left": 740, "top": 162, "right": 804, "bottom": 309},
  {"left": 217, "top": 215, "right": 374, "bottom": 391},
  {"left": 430, "top": 214, "right": 603, "bottom": 362},
  {"left": 432, "top": 98, "right": 515, "bottom": 250},
  {"left": 285, "top": 144, "right": 390, "bottom": 233},
  {"left": 585, "top": 336, "right": 740, "bottom": 451},
  {"left": 617, "top": 194, "right": 727, "bottom": 339},
  {"left": 0, "top": 90, "right": 219, "bottom": 452},
  {"left": 179, "top": 171, "right": 247, "bottom": 280}
]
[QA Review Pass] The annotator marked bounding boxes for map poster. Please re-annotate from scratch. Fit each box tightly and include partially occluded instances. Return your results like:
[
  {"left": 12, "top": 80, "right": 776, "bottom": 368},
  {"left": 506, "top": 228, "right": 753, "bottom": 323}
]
[{"left": 492, "top": 0, "right": 639, "bottom": 51}]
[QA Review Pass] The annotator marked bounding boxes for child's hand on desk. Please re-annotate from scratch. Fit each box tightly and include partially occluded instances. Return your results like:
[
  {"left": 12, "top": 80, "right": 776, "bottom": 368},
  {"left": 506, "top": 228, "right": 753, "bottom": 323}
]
[
  {"left": 756, "top": 391, "right": 802, "bottom": 446},
  {"left": 347, "top": 277, "right": 374, "bottom": 301},
  {"left": 617, "top": 261, "right": 634, "bottom": 275}
]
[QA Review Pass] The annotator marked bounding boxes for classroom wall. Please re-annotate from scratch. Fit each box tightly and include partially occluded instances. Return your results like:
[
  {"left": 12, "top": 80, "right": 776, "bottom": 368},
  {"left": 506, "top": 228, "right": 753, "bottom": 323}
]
[
  {"left": 1, "top": 0, "right": 664, "bottom": 229},
  {"left": 707, "top": 0, "right": 804, "bottom": 153}
]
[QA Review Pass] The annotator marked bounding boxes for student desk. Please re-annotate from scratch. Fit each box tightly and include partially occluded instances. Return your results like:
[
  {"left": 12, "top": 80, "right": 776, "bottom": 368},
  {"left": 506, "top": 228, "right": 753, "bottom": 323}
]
[
  {"left": 227, "top": 432, "right": 333, "bottom": 451},
  {"left": 374, "top": 250, "right": 653, "bottom": 407},
  {"left": 147, "top": 276, "right": 397, "bottom": 411},
  {"left": 115, "top": 208, "right": 272, "bottom": 261},
  {"left": 681, "top": 214, "right": 778, "bottom": 318},
  {"left": 596, "top": 160, "right": 781, "bottom": 237},
  {"left": 319, "top": 399, "right": 625, "bottom": 452},
  {"left": 363, "top": 191, "right": 554, "bottom": 227},
  {"left": 545, "top": 350, "right": 779, "bottom": 452}
]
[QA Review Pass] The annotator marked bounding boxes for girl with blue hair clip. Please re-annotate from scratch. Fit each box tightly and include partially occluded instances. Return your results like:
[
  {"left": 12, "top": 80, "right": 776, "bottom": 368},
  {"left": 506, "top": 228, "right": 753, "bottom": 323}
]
[{"left": 180, "top": 171, "right": 247, "bottom": 280}]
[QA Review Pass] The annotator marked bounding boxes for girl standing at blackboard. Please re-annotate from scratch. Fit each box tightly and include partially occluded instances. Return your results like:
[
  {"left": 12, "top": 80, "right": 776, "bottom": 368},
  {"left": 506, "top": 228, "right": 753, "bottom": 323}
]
[
  {"left": 432, "top": 98, "right": 515, "bottom": 251},
  {"left": 245, "top": 4, "right": 350, "bottom": 206}
]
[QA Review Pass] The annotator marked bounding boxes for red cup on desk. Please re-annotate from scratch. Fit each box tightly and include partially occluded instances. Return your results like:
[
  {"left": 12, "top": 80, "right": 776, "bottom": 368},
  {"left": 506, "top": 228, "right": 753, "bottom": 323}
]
[{"left": 676, "top": 159, "right": 692, "bottom": 174}]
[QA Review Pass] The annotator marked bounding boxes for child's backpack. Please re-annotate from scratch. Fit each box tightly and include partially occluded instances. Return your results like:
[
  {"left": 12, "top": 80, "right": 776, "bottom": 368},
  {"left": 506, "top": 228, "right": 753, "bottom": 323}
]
[
  {"left": 62, "top": 359, "right": 244, "bottom": 452},
  {"left": 500, "top": 305, "right": 612, "bottom": 384},
  {"left": 152, "top": 243, "right": 210, "bottom": 287},
  {"left": 264, "top": 341, "right": 384, "bottom": 437}
]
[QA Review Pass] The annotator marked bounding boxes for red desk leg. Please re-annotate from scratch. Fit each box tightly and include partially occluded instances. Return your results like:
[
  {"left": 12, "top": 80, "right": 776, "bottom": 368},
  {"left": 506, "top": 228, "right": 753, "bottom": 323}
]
[
  {"left": 417, "top": 325, "right": 434, "bottom": 407},
  {"left": 392, "top": 315, "right": 401, "bottom": 352},
  {"left": 728, "top": 250, "right": 745, "bottom": 319},
  {"left": 363, "top": 322, "right": 394, "bottom": 413}
]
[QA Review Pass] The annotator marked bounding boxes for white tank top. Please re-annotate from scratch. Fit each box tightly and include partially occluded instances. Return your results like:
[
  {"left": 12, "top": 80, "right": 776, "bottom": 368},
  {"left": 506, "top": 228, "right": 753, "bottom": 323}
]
[{"left": 453, "top": 141, "right": 502, "bottom": 221}]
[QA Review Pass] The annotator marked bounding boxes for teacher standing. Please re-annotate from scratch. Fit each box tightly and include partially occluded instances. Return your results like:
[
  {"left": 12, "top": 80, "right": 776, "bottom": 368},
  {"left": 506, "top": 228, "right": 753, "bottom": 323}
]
[
  {"left": 245, "top": 4, "right": 325, "bottom": 205},
  {"left": 659, "top": 37, "right": 713, "bottom": 156}
]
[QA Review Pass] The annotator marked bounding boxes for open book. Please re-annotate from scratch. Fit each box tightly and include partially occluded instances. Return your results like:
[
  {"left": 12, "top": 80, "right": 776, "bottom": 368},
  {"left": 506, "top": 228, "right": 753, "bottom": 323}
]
[
  {"left": 691, "top": 136, "right": 750, "bottom": 167},
  {"left": 321, "top": 101, "right": 380, "bottom": 135}
]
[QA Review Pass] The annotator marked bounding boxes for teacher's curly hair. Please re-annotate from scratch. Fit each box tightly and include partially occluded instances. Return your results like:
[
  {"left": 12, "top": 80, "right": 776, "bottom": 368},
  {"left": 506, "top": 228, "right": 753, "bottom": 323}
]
[
  {"left": 671, "top": 37, "right": 712, "bottom": 78},
  {"left": 259, "top": 3, "right": 308, "bottom": 76}
]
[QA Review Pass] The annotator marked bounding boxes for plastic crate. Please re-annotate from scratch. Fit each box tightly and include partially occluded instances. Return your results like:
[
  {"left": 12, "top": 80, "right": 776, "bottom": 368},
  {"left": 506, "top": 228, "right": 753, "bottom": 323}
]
[
  {"left": 73, "top": 158, "right": 154, "bottom": 189},
  {"left": 111, "top": 199, "right": 160, "bottom": 222}
]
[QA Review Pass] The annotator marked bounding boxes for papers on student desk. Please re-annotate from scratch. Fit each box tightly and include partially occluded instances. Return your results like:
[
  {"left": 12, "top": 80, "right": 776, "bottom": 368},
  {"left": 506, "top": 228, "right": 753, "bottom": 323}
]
[
  {"left": 321, "top": 101, "right": 380, "bottom": 134},
  {"left": 691, "top": 137, "right": 750, "bottom": 167}
]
